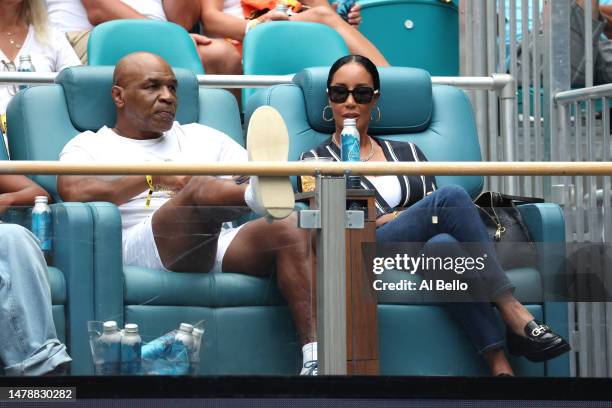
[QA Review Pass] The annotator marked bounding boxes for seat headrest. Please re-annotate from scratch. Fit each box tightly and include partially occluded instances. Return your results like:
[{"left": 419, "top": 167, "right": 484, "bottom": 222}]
[
  {"left": 293, "top": 66, "right": 433, "bottom": 135},
  {"left": 55, "top": 66, "right": 199, "bottom": 131}
]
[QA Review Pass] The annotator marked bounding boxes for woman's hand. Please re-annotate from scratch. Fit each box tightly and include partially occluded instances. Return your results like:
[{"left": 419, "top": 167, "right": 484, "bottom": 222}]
[
  {"left": 376, "top": 212, "right": 396, "bottom": 227},
  {"left": 347, "top": 3, "right": 362, "bottom": 27},
  {"left": 259, "top": 9, "right": 290, "bottom": 23},
  {"left": 331, "top": 2, "right": 362, "bottom": 27}
]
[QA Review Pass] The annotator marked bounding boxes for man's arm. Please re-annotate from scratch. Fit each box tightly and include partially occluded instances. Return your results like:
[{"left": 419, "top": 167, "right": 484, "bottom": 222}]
[
  {"left": 57, "top": 175, "right": 190, "bottom": 206},
  {"left": 0, "top": 175, "right": 51, "bottom": 211},
  {"left": 163, "top": 0, "right": 202, "bottom": 31},
  {"left": 80, "top": 0, "right": 147, "bottom": 26}
]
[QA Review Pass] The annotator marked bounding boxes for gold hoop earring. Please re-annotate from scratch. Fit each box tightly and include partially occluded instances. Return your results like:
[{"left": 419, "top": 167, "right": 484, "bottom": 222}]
[
  {"left": 371, "top": 106, "right": 382, "bottom": 122},
  {"left": 322, "top": 105, "right": 334, "bottom": 122}
]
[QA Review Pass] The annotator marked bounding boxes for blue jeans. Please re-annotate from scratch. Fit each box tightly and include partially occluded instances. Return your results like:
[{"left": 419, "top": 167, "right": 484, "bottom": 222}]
[
  {"left": 0, "top": 224, "right": 71, "bottom": 375},
  {"left": 376, "top": 185, "right": 515, "bottom": 353}
]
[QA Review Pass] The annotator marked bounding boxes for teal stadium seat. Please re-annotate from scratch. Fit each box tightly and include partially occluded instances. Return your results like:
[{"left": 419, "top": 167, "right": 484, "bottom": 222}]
[
  {"left": 246, "top": 66, "right": 570, "bottom": 376},
  {"left": 7, "top": 66, "right": 301, "bottom": 375},
  {"left": 242, "top": 21, "right": 349, "bottom": 103},
  {"left": 87, "top": 20, "right": 205, "bottom": 74},
  {"left": 358, "top": 0, "right": 459, "bottom": 75},
  {"left": 0, "top": 127, "right": 94, "bottom": 375}
]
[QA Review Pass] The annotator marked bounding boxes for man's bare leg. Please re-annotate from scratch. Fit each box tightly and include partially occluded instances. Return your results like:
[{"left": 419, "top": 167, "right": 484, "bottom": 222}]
[
  {"left": 222, "top": 215, "right": 315, "bottom": 346},
  {"left": 151, "top": 175, "right": 249, "bottom": 272}
]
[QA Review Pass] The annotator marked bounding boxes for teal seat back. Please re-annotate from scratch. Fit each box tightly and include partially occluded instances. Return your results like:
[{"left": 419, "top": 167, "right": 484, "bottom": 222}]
[
  {"left": 88, "top": 20, "right": 205, "bottom": 74},
  {"left": 246, "top": 66, "right": 483, "bottom": 197},
  {"left": 242, "top": 21, "right": 349, "bottom": 102},
  {"left": 6, "top": 66, "right": 241, "bottom": 199},
  {"left": 358, "top": 0, "right": 459, "bottom": 75}
]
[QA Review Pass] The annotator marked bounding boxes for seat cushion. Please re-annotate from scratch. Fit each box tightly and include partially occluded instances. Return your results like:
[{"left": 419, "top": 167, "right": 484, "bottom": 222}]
[
  {"left": 294, "top": 66, "right": 433, "bottom": 135},
  {"left": 48, "top": 266, "right": 66, "bottom": 304},
  {"left": 55, "top": 66, "right": 199, "bottom": 132},
  {"left": 124, "top": 267, "right": 286, "bottom": 308}
]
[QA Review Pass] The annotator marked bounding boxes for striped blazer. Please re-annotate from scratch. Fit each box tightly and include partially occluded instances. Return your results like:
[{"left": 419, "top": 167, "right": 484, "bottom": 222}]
[{"left": 299, "top": 138, "right": 438, "bottom": 217}]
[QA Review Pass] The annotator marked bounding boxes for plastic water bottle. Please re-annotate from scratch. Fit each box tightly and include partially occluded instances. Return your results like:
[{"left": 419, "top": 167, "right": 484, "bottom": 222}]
[
  {"left": 17, "top": 55, "right": 35, "bottom": 91},
  {"left": 171, "top": 323, "right": 194, "bottom": 374},
  {"left": 275, "top": 2, "right": 288, "bottom": 14},
  {"left": 98, "top": 321, "right": 122, "bottom": 375},
  {"left": 31, "top": 196, "right": 52, "bottom": 260},
  {"left": 121, "top": 323, "right": 142, "bottom": 375},
  {"left": 341, "top": 118, "right": 361, "bottom": 189},
  {"left": 189, "top": 327, "right": 204, "bottom": 375},
  {"left": 335, "top": 0, "right": 356, "bottom": 21},
  {"left": 141, "top": 332, "right": 175, "bottom": 361}
]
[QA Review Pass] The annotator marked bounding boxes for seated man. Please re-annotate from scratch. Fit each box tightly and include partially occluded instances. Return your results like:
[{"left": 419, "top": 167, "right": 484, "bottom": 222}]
[
  {"left": 57, "top": 52, "right": 318, "bottom": 375},
  {"left": 0, "top": 176, "right": 72, "bottom": 376}
]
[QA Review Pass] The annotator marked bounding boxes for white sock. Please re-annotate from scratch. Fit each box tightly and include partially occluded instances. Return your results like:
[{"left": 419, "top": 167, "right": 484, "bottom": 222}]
[
  {"left": 243, "top": 180, "right": 267, "bottom": 217},
  {"left": 302, "top": 342, "right": 318, "bottom": 364}
]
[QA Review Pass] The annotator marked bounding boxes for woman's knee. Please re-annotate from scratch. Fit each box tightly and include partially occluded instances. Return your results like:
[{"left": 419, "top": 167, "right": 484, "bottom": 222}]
[
  {"left": 0, "top": 224, "right": 36, "bottom": 249},
  {"left": 198, "top": 40, "right": 243, "bottom": 75},
  {"left": 436, "top": 184, "right": 473, "bottom": 207}
]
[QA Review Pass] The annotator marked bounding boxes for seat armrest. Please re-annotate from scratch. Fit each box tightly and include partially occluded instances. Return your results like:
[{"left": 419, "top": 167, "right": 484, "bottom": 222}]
[
  {"left": 50, "top": 202, "right": 94, "bottom": 375},
  {"left": 517, "top": 203, "right": 566, "bottom": 300},
  {"left": 517, "top": 203, "right": 570, "bottom": 376},
  {"left": 85, "top": 202, "right": 124, "bottom": 325}
]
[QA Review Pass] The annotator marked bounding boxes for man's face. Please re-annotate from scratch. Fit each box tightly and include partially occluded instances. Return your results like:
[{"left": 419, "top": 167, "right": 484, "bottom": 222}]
[{"left": 114, "top": 62, "right": 178, "bottom": 138}]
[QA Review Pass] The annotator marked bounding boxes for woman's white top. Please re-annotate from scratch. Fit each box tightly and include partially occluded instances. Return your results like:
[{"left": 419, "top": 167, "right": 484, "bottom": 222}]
[
  {"left": 0, "top": 26, "right": 81, "bottom": 115},
  {"left": 366, "top": 175, "right": 402, "bottom": 208},
  {"left": 46, "top": 0, "right": 167, "bottom": 33}
]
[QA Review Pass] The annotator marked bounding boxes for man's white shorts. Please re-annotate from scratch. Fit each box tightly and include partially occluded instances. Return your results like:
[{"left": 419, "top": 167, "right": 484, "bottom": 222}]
[{"left": 122, "top": 217, "right": 244, "bottom": 273}]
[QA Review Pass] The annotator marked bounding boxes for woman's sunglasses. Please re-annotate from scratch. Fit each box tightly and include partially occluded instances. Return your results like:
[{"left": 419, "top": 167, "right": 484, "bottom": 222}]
[{"left": 327, "top": 85, "right": 379, "bottom": 104}]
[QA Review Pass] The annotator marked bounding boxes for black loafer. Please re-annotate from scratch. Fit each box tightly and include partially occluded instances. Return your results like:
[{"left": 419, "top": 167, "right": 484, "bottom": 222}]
[{"left": 507, "top": 320, "right": 571, "bottom": 363}]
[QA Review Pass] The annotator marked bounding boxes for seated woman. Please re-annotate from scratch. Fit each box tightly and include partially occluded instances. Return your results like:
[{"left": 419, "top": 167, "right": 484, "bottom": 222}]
[
  {"left": 0, "top": 0, "right": 80, "bottom": 136},
  {"left": 299, "top": 54, "right": 570, "bottom": 376},
  {"left": 197, "top": 0, "right": 388, "bottom": 69}
]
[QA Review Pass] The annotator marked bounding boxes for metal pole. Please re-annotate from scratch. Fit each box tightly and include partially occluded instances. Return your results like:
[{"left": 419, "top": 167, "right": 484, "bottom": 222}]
[
  {"left": 543, "top": 0, "right": 571, "bottom": 201},
  {"left": 495, "top": 73, "right": 518, "bottom": 194},
  {"left": 315, "top": 176, "right": 347, "bottom": 375}
]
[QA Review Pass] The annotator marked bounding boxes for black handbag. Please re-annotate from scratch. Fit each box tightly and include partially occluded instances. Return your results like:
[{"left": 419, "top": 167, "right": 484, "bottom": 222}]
[{"left": 474, "top": 192, "right": 544, "bottom": 271}]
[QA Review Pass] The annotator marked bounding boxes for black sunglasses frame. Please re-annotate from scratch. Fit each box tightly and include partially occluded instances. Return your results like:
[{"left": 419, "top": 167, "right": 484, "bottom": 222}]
[{"left": 327, "top": 85, "right": 379, "bottom": 104}]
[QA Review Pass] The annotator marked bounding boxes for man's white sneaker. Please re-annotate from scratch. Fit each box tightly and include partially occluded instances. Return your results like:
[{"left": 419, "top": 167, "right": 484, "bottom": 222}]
[
  {"left": 300, "top": 360, "right": 318, "bottom": 376},
  {"left": 246, "top": 106, "right": 294, "bottom": 220}
]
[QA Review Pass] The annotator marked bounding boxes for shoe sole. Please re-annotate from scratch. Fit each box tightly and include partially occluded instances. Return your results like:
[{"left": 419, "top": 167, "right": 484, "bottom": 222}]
[
  {"left": 246, "top": 106, "right": 294, "bottom": 219},
  {"left": 508, "top": 339, "right": 571, "bottom": 363}
]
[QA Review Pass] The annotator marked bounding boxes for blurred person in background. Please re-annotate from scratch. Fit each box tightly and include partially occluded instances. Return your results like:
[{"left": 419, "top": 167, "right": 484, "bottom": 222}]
[
  {"left": 0, "top": 0, "right": 80, "bottom": 139},
  {"left": 160, "top": 0, "right": 385, "bottom": 72},
  {"left": 45, "top": 0, "right": 242, "bottom": 76},
  {"left": 0, "top": 175, "right": 72, "bottom": 376}
]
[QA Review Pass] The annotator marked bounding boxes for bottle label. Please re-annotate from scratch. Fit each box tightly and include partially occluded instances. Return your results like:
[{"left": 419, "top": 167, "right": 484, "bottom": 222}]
[
  {"left": 341, "top": 131, "right": 360, "bottom": 162},
  {"left": 32, "top": 211, "right": 52, "bottom": 251}
]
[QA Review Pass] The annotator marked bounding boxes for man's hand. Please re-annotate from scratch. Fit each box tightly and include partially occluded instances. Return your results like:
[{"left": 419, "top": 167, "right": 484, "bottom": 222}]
[{"left": 152, "top": 175, "right": 192, "bottom": 192}]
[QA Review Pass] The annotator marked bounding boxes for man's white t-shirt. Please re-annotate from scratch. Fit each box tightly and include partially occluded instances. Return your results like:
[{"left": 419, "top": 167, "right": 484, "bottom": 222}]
[
  {"left": 0, "top": 26, "right": 81, "bottom": 115},
  {"left": 59, "top": 122, "right": 247, "bottom": 231},
  {"left": 46, "top": 0, "right": 167, "bottom": 33}
]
